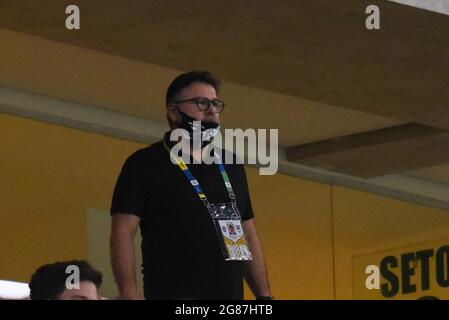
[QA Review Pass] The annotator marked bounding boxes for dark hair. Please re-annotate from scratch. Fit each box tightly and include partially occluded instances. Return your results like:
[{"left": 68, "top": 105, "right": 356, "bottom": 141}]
[
  {"left": 165, "top": 71, "right": 221, "bottom": 106},
  {"left": 29, "top": 260, "right": 102, "bottom": 300},
  {"left": 417, "top": 296, "right": 440, "bottom": 300}
]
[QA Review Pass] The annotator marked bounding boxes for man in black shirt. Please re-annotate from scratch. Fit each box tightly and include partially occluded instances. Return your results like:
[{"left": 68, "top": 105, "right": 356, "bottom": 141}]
[{"left": 110, "top": 71, "right": 271, "bottom": 300}]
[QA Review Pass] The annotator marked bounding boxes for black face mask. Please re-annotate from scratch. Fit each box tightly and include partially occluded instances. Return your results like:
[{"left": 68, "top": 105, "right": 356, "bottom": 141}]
[{"left": 175, "top": 107, "right": 220, "bottom": 148}]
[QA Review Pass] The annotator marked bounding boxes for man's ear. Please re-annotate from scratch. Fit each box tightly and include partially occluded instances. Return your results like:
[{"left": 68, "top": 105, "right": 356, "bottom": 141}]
[{"left": 166, "top": 104, "right": 178, "bottom": 126}]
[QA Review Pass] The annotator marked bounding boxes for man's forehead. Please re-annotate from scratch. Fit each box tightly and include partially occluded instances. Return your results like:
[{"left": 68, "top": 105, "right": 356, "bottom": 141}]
[{"left": 179, "top": 82, "right": 217, "bottom": 97}]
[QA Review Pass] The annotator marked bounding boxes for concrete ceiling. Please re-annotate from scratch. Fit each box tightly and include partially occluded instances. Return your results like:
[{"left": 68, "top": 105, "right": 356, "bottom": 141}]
[
  {"left": 407, "top": 164, "right": 449, "bottom": 185},
  {"left": 287, "top": 123, "right": 449, "bottom": 178},
  {"left": 0, "top": 0, "right": 448, "bottom": 182},
  {"left": 389, "top": 0, "right": 449, "bottom": 15},
  {"left": 0, "top": 0, "right": 447, "bottom": 127}
]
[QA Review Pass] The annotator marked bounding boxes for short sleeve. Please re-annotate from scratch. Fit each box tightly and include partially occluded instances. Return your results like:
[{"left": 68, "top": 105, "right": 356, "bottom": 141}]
[{"left": 110, "top": 153, "right": 146, "bottom": 217}]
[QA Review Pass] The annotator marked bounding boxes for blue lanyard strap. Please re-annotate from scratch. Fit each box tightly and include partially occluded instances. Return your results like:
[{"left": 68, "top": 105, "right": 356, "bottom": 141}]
[{"left": 163, "top": 140, "right": 236, "bottom": 202}]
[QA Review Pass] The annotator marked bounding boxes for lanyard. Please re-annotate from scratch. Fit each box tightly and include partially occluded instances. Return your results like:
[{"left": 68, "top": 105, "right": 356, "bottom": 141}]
[{"left": 163, "top": 140, "right": 236, "bottom": 203}]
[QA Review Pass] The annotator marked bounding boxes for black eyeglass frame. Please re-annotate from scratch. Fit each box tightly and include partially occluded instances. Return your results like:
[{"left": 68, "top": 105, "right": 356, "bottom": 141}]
[{"left": 172, "top": 97, "right": 225, "bottom": 113}]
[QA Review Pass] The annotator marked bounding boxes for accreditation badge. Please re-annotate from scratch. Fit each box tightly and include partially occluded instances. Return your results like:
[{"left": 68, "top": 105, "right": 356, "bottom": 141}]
[{"left": 206, "top": 201, "right": 253, "bottom": 261}]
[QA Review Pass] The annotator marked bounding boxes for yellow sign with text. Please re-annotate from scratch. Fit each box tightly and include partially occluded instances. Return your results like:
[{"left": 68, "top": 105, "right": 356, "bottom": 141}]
[{"left": 353, "top": 239, "right": 449, "bottom": 300}]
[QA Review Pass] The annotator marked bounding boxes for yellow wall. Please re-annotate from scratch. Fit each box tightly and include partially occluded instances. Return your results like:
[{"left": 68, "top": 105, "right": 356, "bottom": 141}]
[
  {"left": 244, "top": 171, "right": 334, "bottom": 299},
  {"left": 0, "top": 113, "right": 143, "bottom": 281},
  {"left": 1, "top": 113, "right": 448, "bottom": 299},
  {"left": 333, "top": 186, "right": 449, "bottom": 299}
]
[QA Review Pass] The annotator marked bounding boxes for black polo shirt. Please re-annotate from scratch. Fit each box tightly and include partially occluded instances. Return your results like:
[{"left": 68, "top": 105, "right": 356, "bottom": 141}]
[{"left": 110, "top": 133, "right": 254, "bottom": 300}]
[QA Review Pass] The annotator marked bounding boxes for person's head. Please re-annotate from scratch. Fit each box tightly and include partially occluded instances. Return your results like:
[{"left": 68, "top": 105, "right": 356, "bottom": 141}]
[
  {"left": 29, "top": 260, "right": 102, "bottom": 300},
  {"left": 166, "top": 71, "right": 224, "bottom": 130}
]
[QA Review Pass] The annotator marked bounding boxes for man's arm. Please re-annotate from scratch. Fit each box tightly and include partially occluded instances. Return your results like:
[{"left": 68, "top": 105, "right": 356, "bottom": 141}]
[
  {"left": 110, "top": 213, "right": 142, "bottom": 300},
  {"left": 242, "top": 218, "right": 272, "bottom": 298}
]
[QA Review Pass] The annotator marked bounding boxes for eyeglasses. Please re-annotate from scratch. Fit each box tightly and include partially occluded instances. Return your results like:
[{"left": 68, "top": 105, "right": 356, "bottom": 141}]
[{"left": 172, "top": 97, "right": 225, "bottom": 113}]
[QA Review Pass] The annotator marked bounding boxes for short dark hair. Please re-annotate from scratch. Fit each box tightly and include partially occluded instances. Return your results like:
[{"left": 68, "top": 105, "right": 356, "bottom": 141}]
[
  {"left": 165, "top": 71, "right": 221, "bottom": 106},
  {"left": 29, "top": 260, "right": 102, "bottom": 300}
]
